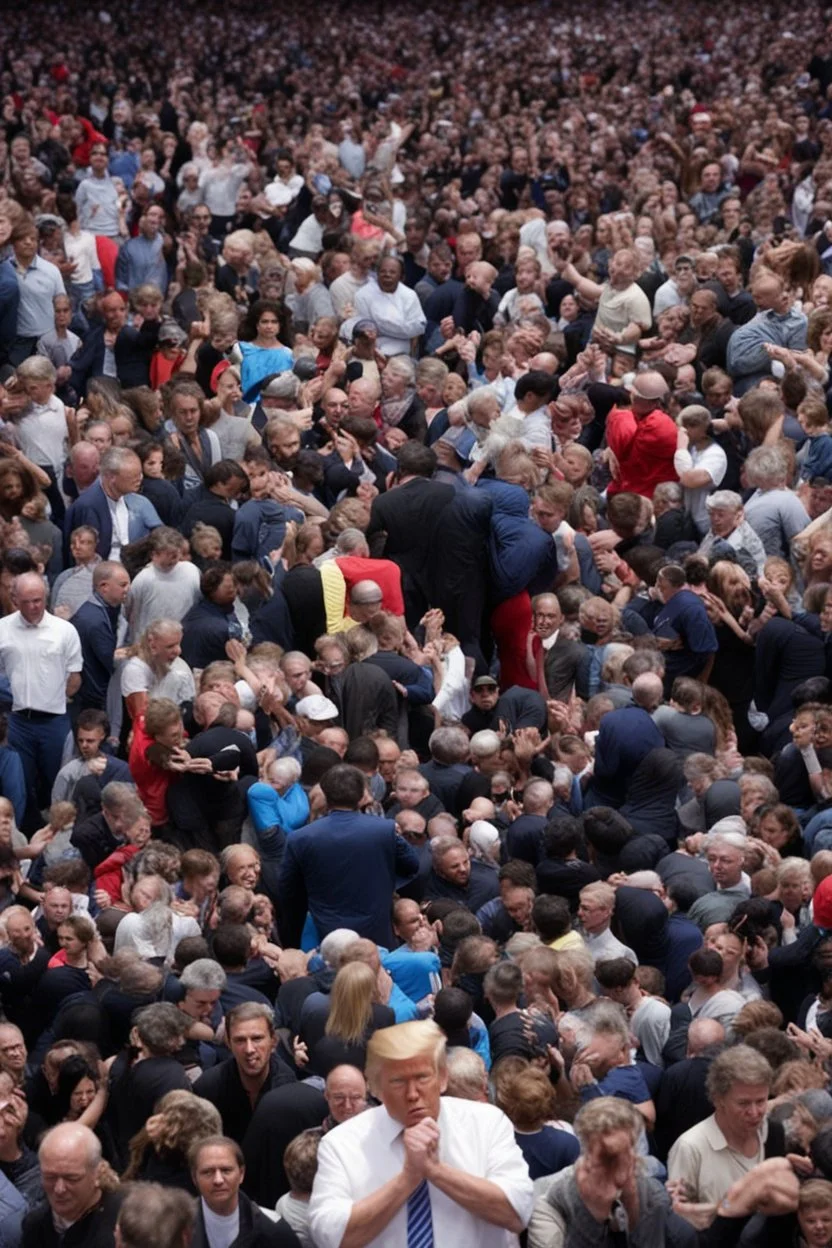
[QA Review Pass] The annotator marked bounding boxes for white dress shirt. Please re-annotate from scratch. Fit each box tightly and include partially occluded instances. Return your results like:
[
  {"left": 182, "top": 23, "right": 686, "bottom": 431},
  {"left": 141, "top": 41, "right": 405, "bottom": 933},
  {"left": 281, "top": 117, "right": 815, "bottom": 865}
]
[
  {"left": 0, "top": 611, "right": 83, "bottom": 714},
  {"left": 309, "top": 1097, "right": 534, "bottom": 1248},
  {"left": 106, "top": 492, "right": 130, "bottom": 560}
]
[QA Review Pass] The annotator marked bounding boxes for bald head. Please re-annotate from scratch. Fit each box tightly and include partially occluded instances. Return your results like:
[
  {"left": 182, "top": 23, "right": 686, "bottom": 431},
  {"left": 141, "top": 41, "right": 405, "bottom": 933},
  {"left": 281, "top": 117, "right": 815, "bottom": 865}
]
[
  {"left": 348, "top": 377, "right": 381, "bottom": 419},
  {"left": 631, "top": 371, "right": 669, "bottom": 407},
  {"left": 686, "top": 1018, "right": 725, "bottom": 1056},
  {"left": 632, "top": 672, "right": 664, "bottom": 712},
  {"left": 529, "top": 353, "right": 559, "bottom": 374},
  {"left": 349, "top": 580, "right": 384, "bottom": 623},
  {"left": 14, "top": 573, "right": 47, "bottom": 625}
]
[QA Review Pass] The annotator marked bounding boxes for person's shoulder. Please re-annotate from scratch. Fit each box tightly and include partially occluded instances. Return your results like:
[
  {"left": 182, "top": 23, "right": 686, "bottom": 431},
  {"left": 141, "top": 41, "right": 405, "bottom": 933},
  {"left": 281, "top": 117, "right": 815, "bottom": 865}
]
[
  {"left": 439, "top": 1096, "right": 509, "bottom": 1132},
  {"left": 321, "top": 1102, "right": 388, "bottom": 1151}
]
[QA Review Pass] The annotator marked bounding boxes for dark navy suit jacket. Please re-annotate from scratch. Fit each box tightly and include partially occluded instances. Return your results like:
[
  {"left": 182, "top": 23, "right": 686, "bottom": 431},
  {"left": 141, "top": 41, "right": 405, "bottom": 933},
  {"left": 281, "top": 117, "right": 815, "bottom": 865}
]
[{"left": 278, "top": 810, "right": 418, "bottom": 947}]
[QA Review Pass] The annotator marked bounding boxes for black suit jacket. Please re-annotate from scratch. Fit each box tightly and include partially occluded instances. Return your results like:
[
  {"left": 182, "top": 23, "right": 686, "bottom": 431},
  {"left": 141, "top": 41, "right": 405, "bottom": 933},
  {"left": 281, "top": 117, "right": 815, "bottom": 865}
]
[
  {"left": 193, "top": 1053, "right": 296, "bottom": 1144},
  {"left": 22, "top": 1190, "right": 122, "bottom": 1248},
  {"left": 543, "top": 635, "right": 588, "bottom": 701},
  {"left": 193, "top": 1190, "right": 300, "bottom": 1248},
  {"left": 68, "top": 318, "right": 159, "bottom": 397},
  {"left": 367, "top": 478, "right": 455, "bottom": 626}
]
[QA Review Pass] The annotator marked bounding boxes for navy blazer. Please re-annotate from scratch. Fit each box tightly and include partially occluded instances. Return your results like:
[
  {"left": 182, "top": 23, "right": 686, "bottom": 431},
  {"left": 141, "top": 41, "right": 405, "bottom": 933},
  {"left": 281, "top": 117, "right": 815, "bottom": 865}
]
[
  {"left": 68, "top": 318, "right": 160, "bottom": 397},
  {"left": 71, "top": 595, "right": 119, "bottom": 709},
  {"left": 278, "top": 810, "right": 419, "bottom": 948},
  {"left": 64, "top": 479, "right": 161, "bottom": 560}
]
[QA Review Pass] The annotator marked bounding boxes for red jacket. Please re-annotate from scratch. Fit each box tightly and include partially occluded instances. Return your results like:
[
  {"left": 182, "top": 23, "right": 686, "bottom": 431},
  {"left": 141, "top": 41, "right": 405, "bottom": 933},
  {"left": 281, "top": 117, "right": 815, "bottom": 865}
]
[
  {"left": 93, "top": 844, "right": 142, "bottom": 904},
  {"left": 606, "top": 406, "right": 678, "bottom": 498}
]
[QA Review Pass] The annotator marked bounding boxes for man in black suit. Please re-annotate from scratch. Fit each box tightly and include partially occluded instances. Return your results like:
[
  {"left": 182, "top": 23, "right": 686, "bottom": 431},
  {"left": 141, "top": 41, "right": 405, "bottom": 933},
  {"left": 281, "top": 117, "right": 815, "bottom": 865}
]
[
  {"left": 535, "top": 594, "right": 587, "bottom": 701},
  {"left": 22, "top": 1123, "right": 123, "bottom": 1248},
  {"left": 68, "top": 290, "right": 160, "bottom": 397},
  {"left": 365, "top": 441, "right": 455, "bottom": 629}
]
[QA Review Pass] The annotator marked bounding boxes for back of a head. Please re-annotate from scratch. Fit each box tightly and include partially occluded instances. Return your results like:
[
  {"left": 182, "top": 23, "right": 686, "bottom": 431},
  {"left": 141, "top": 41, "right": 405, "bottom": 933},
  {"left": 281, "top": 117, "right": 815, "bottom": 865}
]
[{"left": 116, "top": 1182, "right": 196, "bottom": 1248}]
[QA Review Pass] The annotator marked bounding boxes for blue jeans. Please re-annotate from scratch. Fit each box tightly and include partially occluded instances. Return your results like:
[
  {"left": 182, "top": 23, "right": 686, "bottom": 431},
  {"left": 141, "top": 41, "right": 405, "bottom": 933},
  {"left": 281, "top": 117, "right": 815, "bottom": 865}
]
[{"left": 7, "top": 712, "right": 70, "bottom": 833}]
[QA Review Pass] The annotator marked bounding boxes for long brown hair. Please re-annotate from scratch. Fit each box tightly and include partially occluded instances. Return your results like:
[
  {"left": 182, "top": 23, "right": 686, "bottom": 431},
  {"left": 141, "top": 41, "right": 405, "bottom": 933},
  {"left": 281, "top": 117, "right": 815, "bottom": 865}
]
[{"left": 123, "top": 1090, "right": 221, "bottom": 1181}]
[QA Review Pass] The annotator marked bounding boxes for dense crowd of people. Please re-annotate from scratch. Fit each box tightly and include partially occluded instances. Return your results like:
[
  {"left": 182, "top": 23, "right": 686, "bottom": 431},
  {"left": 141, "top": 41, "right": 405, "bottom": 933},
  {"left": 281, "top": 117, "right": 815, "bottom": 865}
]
[{"left": 8, "top": 0, "right": 832, "bottom": 1245}]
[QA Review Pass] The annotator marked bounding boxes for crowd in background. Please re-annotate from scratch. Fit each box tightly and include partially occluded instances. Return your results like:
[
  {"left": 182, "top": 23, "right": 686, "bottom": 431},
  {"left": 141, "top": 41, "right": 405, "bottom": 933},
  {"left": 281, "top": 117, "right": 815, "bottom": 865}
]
[{"left": 5, "top": 1, "right": 832, "bottom": 1246}]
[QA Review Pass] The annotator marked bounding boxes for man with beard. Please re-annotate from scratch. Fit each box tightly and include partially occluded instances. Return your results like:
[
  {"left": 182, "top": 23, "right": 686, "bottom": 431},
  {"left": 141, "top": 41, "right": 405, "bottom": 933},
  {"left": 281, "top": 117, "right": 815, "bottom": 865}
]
[{"left": 265, "top": 417, "right": 302, "bottom": 474}]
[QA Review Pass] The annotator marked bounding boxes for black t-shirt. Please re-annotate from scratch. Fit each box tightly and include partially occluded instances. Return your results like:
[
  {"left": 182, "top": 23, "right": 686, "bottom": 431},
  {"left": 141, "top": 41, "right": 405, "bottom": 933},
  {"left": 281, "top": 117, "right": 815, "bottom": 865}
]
[{"left": 489, "top": 1009, "right": 557, "bottom": 1065}]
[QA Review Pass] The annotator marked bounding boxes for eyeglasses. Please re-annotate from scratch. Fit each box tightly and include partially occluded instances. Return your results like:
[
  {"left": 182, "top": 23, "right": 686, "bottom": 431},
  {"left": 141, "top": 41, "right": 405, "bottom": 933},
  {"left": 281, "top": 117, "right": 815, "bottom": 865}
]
[{"left": 329, "top": 1094, "right": 366, "bottom": 1106}]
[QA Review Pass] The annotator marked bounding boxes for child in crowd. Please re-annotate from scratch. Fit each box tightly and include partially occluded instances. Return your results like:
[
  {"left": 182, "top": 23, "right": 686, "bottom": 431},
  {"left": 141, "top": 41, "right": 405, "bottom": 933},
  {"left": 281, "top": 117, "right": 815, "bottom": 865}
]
[
  {"left": 275, "top": 1128, "right": 320, "bottom": 1245},
  {"left": 797, "top": 395, "right": 832, "bottom": 482}
]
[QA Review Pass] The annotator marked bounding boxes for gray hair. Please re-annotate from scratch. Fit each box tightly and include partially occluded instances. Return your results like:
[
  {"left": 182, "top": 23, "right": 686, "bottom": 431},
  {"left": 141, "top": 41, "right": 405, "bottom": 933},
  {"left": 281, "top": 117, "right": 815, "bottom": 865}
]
[
  {"left": 705, "top": 827, "right": 747, "bottom": 853},
  {"left": 431, "top": 835, "right": 465, "bottom": 862},
  {"left": 469, "top": 730, "right": 501, "bottom": 759},
  {"left": 133, "top": 1002, "right": 189, "bottom": 1055},
  {"left": 706, "top": 1044, "right": 772, "bottom": 1100},
  {"left": 582, "top": 1001, "right": 631, "bottom": 1049},
  {"left": 428, "top": 726, "right": 470, "bottom": 765},
  {"left": 180, "top": 958, "right": 227, "bottom": 993},
  {"left": 625, "top": 870, "right": 663, "bottom": 891},
  {"left": 319, "top": 928, "right": 360, "bottom": 968},
  {"left": 744, "top": 446, "right": 788, "bottom": 489},
  {"left": 706, "top": 489, "right": 743, "bottom": 512},
  {"left": 39, "top": 1123, "right": 102, "bottom": 1170},
  {"left": 220, "top": 844, "right": 260, "bottom": 871},
  {"left": 653, "top": 481, "right": 683, "bottom": 507},
  {"left": 334, "top": 528, "right": 369, "bottom": 555},
  {"left": 267, "top": 756, "right": 302, "bottom": 787},
  {"left": 445, "top": 1047, "right": 487, "bottom": 1099},
  {"left": 100, "top": 447, "right": 139, "bottom": 476},
  {"left": 523, "top": 777, "right": 555, "bottom": 811},
  {"left": 101, "top": 781, "right": 141, "bottom": 816},
  {"left": 551, "top": 765, "right": 573, "bottom": 795},
  {"left": 385, "top": 355, "right": 416, "bottom": 385}
]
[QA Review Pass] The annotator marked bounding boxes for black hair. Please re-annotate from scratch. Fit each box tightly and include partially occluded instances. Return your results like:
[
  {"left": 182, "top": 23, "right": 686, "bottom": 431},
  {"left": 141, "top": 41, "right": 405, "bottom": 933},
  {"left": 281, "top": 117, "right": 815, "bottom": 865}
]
[
  {"left": 542, "top": 816, "right": 583, "bottom": 859},
  {"left": 211, "top": 924, "right": 251, "bottom": 970}
]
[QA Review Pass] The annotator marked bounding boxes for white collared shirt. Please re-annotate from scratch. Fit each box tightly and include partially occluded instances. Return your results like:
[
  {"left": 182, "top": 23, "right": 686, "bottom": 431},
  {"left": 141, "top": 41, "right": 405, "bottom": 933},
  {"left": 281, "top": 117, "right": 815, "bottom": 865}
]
[
  {"left": 106, "top": 492, "right": 130, "bottom": 560},
  {"left": 0, "top": 611, "right": 83, "bottom": 714},
  {"left": 309, "top": 1097, "right": 534, "bottom": 1248}
]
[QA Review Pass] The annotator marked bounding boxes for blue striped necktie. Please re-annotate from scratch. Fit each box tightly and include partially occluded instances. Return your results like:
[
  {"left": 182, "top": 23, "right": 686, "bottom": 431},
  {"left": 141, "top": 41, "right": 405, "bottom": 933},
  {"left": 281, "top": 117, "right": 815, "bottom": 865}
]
[{"left": 406, "top": 1178, "right": 434, "bottom": 1248}]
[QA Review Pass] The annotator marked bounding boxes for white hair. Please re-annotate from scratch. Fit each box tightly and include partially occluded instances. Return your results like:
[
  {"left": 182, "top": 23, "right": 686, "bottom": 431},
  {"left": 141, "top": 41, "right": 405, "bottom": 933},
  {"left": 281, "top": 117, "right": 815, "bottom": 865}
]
[{"left": 320, "top": 928, "right": 360, "bottom": 968}]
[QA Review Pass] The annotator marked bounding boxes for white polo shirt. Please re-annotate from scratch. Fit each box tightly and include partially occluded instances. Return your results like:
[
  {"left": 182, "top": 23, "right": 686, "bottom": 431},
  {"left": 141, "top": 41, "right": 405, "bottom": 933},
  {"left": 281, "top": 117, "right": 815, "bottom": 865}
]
[{"left": 0, "top": 611, "right": 83, "bottom": 714}]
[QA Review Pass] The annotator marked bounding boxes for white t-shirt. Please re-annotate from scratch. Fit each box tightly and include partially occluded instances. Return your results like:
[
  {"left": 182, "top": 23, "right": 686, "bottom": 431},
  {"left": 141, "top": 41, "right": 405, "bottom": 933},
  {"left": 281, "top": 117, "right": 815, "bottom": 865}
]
[
  {"left": 17, "top": 397, "right": 68, "bottom": 472},
  {"left": 64, "top": 229, "right": 102, "bottom": 286},
  {"left": 120, "top": 656, "right": 195, "bottom": 705},
  {"left": 126, "top": 562, "right": 202, "bottom": 640},
  {"left": 680, "top": 441, "right": 727, "bottom": 534},
  {"left": 201, "top": 1201, "right": 240, "bottom": 1248}
]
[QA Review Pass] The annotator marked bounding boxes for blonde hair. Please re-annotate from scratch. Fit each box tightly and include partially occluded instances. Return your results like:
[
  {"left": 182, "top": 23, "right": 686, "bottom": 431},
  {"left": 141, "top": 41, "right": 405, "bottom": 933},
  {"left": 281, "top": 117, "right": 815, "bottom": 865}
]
[
  {"left": 325, "top": 962, "right": 376, "bottom": 1046},
  {"left": 16, "top": 356, "right": 56, "bottom": 384},
  {"left": 189, "top": 522, "right": 223, "bottom": 556},
  {"left": 365, "top": 1021, "right": 447, "bottom": 1088}
]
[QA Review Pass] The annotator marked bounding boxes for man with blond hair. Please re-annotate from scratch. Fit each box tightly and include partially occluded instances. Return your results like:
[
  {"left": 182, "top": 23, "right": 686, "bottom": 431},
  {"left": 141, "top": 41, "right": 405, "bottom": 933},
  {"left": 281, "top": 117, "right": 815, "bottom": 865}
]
[{"left": 309, "top": 1020, "right": 534, "bottom": 1247}]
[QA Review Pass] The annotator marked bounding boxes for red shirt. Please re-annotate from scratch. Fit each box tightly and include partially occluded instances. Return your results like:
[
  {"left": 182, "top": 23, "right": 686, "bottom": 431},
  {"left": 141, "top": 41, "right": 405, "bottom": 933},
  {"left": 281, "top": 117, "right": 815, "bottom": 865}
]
[
  {"left": 606, "top": 406, "right": 679, "bottom": 498},
  {"left": 128, "top": 715, "right": 175, "bottom": 826},
  {"left": 335, "top": 555, "right": 405, "bottom": 616}
]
